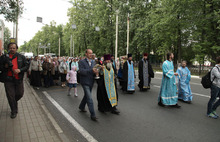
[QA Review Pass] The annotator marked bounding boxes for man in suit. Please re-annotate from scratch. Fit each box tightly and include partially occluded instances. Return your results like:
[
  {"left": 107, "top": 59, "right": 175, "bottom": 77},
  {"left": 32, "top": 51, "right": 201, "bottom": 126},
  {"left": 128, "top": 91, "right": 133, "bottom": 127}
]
[{"left": 78, "top": 49, "right": 98, "bottom": 121}]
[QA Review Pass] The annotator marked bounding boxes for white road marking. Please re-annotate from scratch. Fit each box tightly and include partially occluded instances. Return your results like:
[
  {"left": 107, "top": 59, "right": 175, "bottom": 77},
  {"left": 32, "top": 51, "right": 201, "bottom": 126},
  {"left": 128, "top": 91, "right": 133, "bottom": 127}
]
[
  {"left": 152, "top": 85, "right": 210, "bottom": 98},
  {"left": 42, "top": 91, "right": 98, "bottom": 142}
]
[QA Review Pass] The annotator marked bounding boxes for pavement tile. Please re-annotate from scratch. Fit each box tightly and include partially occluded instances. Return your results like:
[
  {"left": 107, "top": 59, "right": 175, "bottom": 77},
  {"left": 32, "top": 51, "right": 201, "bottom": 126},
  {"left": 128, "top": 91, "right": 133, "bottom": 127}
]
[
  {"left": 35, "top": 126, "right": 42, "bottom": 132},
  {"left": 22, "top": 138, "right": 31, "bottom": 142},
  {"left": 43, "top": 131, "right": 51, "bottom": 137},
  {"left": 21, "top": 133, "right": 29, "bottom": 140},
  {"left": 5, "top": 136, "right": 13, "bottom": 142},
  {"left": 30, "top": 138, "right": 39, "bottom": 142},
  {"left": 38, "top": 137, "right": 47, "bottom": 142},
  {"left": 28, "top": 127, "right": 35, "bottom": 133},
  {"left": 41, "top": 125, "right": 48, "bottom": 131},
  {"left": 30, "top": 132, "right": 37, "bottom": 139},
  {"left": 36, "top": 131, "right": 44, "bottom": 137},
  {"left": 45, "top": 136, "right": 56, "bottom": 142},
  {"left": 21, "top": 128, "right": 28, "bottom": 135},
  {"left": 14, "top": 136, "right": 22, "bottom": 142}
]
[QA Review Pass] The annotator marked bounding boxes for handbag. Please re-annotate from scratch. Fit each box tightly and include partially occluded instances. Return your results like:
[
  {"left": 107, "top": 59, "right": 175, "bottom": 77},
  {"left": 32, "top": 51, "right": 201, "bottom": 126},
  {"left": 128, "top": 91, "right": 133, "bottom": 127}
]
[{"left": 64, "top": 70, "right": 67, "bottom": 74}]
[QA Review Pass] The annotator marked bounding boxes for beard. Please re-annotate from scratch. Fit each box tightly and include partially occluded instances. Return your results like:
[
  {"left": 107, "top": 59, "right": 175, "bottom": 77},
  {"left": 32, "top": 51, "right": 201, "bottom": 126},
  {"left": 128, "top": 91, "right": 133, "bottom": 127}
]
[{"left": 106, "top": 63, "right": 112, "bottom": 70}]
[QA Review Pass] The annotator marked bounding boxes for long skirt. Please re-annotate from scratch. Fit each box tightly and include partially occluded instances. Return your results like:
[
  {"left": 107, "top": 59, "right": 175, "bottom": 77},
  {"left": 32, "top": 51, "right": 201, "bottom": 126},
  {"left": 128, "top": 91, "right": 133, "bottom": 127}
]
[
  {"left": 60, "top": 73, "right": 66, "bottom": 82},
  {"left": 30, "top": 70, "right": 42, "bottom": 87},
  {"left": 44, "top": 72, "right": 54, "bottom": 87},
  {"left": 53, "top": 71, "right": 60, "bottom": 80}
]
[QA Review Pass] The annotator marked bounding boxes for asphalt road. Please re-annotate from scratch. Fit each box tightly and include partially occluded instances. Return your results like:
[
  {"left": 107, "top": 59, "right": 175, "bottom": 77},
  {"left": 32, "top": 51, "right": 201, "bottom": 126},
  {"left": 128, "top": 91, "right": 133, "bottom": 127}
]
[{"left": 35, "top": 73, "right": 220, "bottom": 142}]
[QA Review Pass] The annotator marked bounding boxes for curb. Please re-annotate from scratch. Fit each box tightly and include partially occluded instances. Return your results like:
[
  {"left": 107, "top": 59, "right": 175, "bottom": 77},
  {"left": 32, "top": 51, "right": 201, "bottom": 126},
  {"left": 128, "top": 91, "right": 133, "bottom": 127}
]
[
  {"left": 26, "top": 80, "right": 70, "bottom": 142},
  {"left": 155, "top": 71, "right": 200, "bottom": 79}
]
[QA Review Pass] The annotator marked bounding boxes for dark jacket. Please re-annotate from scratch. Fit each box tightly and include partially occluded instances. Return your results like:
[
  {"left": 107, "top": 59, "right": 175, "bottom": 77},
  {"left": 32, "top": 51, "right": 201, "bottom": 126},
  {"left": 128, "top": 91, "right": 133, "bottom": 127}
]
[
  {"left": 0, "top": 53, "right": 29, "bottom": 82},
  {"left": 78, "top": 58, "right": 96, "bottom": 87}
]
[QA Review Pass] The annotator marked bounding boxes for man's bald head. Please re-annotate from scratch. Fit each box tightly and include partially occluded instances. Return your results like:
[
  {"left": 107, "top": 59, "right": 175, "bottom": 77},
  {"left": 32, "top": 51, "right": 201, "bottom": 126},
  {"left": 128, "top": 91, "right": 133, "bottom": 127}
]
[{"left": 85, "top": 49, "right": 93, "bottom": 59}]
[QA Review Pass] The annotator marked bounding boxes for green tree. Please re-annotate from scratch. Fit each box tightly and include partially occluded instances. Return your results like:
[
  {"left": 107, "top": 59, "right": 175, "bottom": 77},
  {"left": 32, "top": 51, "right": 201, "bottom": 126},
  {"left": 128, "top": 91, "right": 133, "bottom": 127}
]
[
  {"left": 0, "top": 0, "right": 24, "bottom": 22},
  {"left": 4, "top": 27, "right": 11, "bottom": 53}
]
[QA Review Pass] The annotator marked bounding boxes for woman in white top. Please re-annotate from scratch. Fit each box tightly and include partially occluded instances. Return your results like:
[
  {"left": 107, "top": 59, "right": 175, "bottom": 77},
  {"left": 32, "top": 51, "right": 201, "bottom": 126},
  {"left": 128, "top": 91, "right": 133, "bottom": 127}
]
[
  {"left": 28, "top": 56, "right": 42, "bottom": 89},
  {"left": 59, "top": 58, "right": 69, "bottom": 87}
]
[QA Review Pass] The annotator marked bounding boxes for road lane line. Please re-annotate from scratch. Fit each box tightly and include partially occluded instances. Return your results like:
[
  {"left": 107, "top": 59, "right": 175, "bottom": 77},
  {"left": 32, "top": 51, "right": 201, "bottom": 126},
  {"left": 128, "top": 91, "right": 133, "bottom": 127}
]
[
  {"left": 152, "top": 85, "right": 210, "bottom": 98},
  {"left": 42, "top": 91, "right": 98, "bottom": 142}
]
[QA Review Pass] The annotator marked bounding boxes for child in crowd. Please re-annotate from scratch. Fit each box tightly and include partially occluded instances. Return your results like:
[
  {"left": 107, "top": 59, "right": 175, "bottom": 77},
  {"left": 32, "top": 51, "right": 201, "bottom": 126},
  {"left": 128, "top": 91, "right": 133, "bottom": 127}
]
[{"left": 66, "top": 66, "right": 78, "bottom": 96}]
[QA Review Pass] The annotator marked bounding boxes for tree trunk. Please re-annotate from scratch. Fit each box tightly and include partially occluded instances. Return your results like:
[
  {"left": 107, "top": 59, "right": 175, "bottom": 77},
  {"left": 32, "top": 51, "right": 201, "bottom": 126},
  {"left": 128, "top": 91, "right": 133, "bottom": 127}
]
[
  {"left": 84, "top": 33, "right": 87, "bottom": 49},
  {"left": 177, "top": 14, "right": 181, "bottom": 64}
]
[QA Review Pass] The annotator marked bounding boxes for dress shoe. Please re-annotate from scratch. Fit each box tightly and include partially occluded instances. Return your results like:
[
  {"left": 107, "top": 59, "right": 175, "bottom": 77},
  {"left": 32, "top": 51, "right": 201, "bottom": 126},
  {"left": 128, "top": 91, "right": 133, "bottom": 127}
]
[
  {"left": 111, "top": 109, "right": 120, "bottom": 115},
  {"left": 91, "top": 116, "right": 98, "bottom": 121},
  {"left": 10, "top": 113, "right": 17, "bottom": 119},
  {"left": 185, "top": 101, "right": 192, "bottom": 104},
  {"left": 98, "top": 109, "right": 105, "bottom": 113},
  {"left": 79, "top": 109, "right": 87, "bottom": 112},
  {"left": 158, "top": 101, "right": 165, "bottom": 107},
  {"left": 171, "top": 104, "right": 181, "bottom": 108}
]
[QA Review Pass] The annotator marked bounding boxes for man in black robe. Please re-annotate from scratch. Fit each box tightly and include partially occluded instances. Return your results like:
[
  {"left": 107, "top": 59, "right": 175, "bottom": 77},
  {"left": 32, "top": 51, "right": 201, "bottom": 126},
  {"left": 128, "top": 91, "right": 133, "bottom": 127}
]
[
  {"left": 138, "top": 53, "right": 154, "bottom": 91},
  {"left": 122, "top": 53, "right": 135, "bottom": 94},
  {"left": 96, "top": 54, "right": 120, "bottom": 114}
]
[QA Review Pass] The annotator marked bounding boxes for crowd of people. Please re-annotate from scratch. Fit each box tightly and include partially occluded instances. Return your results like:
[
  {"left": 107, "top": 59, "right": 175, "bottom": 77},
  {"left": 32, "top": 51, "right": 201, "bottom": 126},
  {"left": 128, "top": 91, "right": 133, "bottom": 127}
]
[{"left": 1, "top": 42, "right": 220, "bottom": 121}]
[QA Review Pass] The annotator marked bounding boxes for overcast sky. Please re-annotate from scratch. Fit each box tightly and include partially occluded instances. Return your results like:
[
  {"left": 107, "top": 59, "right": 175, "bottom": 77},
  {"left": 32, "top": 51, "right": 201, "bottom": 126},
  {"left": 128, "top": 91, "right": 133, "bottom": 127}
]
[{"left": 1, "top": 0, "right": 72, "bottom": 46}]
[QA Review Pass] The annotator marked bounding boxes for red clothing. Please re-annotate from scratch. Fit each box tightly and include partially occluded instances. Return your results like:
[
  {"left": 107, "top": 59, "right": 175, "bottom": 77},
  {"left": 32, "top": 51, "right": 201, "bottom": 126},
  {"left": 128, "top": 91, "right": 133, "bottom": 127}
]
[{"left": 7, "top": 54, "right": 19, "bottom": 79}]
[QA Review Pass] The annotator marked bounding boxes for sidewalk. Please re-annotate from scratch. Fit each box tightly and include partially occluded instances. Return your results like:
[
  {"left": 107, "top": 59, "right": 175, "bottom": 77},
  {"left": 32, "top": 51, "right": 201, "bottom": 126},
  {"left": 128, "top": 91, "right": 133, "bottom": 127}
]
[{"left": 0, "top": 81, "right": 62, "bottom": 142}]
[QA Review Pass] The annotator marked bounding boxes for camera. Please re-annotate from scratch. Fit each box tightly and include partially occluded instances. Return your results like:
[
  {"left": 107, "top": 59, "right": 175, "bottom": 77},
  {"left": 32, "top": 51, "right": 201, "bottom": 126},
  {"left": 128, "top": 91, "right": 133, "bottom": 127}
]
[
  {"left": 0, "top": 52, "right": 14, "bottom": 82},
  {"left": 1, "top": 52, "right": 13, "bottom": 70},
  {"left": 5, "top": 53, "right": 13, "bottom": 69}
]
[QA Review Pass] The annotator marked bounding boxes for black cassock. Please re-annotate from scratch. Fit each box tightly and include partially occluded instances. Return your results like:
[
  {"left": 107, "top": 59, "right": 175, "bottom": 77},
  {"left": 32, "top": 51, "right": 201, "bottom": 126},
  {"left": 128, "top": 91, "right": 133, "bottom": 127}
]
[
  {"left": 138, "top": 59, "right": 154, "bottom": 91},
  {"left": 96, "top": 67, "right": 118, "bottom": 112}
]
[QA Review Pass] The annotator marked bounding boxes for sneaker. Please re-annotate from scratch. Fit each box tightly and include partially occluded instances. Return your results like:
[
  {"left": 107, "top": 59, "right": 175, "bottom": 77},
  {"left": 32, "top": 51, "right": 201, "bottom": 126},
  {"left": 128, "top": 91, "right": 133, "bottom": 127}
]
[
  {"left": 74, "top": 94, "right": 78, "bottom": 97},
  {"left": 207, "top": 113, "right": 218, "bottom": 119},
  {"left": 212, "top": 111, "right": 219, "bottom": 117}
]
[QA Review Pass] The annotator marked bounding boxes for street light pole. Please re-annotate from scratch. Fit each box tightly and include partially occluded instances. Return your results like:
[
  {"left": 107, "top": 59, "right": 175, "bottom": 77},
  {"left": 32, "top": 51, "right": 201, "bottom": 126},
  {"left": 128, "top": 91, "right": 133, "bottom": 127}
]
[
  {"left": 70, "top": 35, "right": 72, "bottom": 57},
  {"left": 71, "top": 24, "right": 76, "bottom": 57},
  {"left": 59, "top": 37, "right": 60, "bottom": 57},
  {"left": 73, "top": 40, "right": 74, "bottom": 57},
  {"left": 115, "top": 11, "right": 119, "bottom": 61},
  {"left": 127, "top": 13, "right": 129, "bottom": 55},
  {"left": 48, "top": 43, "right": 50, "bottom": 53},
  {"left": 38, "top": 43, "right": 41, "bottom": 56}
]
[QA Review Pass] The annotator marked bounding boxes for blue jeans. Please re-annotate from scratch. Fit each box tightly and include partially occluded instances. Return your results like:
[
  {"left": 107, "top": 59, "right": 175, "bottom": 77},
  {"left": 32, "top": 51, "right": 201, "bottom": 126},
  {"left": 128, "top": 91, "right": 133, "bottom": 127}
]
[
  {"left": 207, "top": 84, "right": 220, "bottom": 114},
  {"left": 79, "top": 85, "right": 96, "bottom": 117}
]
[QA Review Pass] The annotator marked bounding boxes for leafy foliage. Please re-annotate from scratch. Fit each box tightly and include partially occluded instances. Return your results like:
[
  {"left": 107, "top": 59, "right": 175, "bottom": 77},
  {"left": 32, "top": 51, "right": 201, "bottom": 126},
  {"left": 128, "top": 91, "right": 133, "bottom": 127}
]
[
  {"left": 0, "top": 0, "right": 24, "bottom": 22},
  {"left": 20, "top": 0, "right": 220, "bottom": 65}
]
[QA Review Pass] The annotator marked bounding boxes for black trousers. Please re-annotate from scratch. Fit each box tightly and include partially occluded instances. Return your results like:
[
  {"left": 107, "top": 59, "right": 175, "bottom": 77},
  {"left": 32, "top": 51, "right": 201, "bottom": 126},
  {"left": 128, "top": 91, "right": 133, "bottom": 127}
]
[{"left": 4, "top": 81, "right": 24, "bottom": 114}]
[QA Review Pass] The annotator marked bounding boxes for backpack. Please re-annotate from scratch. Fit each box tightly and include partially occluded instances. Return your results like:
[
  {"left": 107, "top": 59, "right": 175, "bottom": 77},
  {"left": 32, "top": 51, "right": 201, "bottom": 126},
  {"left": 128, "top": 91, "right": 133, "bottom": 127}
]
[{"left": 201, "top": 67, "right": 220, "bottom": 89}]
